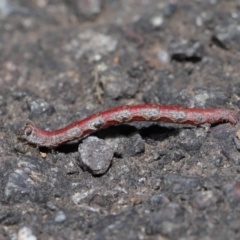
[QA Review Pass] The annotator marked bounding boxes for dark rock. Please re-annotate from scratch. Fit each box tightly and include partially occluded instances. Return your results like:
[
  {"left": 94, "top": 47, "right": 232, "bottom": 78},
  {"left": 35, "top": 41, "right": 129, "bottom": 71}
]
[
  {"left": 5, "top": 170, "right": 33, "bottom": 200},
  {"left": 177, "top": 129, "right": 207, "bottom": 152},
  {"left": 213, "top": 156, "right": 222, "bottom": 167},
  {"left": 127, "top": 64, "right": 145, "bottom": 79},
  {"left": 3, "top": 158, "right": 47, "bottom": 203},
  {"left": 168, "top": 40, "right": 204, "bottom": 62},
  {"left": 11, "top": 88, "right": 31, "bottom": 101},
  {"left": 123, "top": 133, "right": 145, "bottom": 157},
  {"left": 0, "top": 211, "right": 21, "bottom": 226},
  {"left": 78, "top": 136, "right": 114, "bottom": 175},
  {"left": 0, "top": 211, "right": 9, "bottom": 223},
  {"left": 2, "top": 156, "right": 69, "bottom": 203},
  {"left": 106, "top": 133, "right": 145, "bottom": 158},
  {"left": 211, "top": 123, "right": 237, "bottom": 161},
  {"left": 162, "top": 3, "right": 177, "bottom": 18},
  {"left": 172, "top": 150, "right": 185, "bottom": 162},
  {"left": 105, "top": 136, "right": 126, "bottom": 158}
]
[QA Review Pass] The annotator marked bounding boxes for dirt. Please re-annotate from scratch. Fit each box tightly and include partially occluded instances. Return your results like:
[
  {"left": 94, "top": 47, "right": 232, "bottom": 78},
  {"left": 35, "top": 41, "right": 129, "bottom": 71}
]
[{"left": 1, "top": 0, "right": 240, "bottom": 239}]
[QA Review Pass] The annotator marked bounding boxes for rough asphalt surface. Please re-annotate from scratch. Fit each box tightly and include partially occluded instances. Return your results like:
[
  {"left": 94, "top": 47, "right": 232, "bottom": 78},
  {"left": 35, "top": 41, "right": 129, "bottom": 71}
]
[{"left": 1, "top": 0, "right": 240, "bottom": 239}]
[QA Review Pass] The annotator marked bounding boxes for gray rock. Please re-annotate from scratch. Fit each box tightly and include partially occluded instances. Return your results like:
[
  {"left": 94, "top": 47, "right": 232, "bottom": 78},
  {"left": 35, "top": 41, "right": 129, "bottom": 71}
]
[
  {"left": 178, "top": 129, "right": 207, "bottom": 152},
  {"left": 78, "top": 136, "right": 114, "bottom": 175},
  {"left": 2, "top": 156, "right": 69, "bottom": 203},
  {"left": 0, "top": 210, "right": 21, "bottom": 226},
  {"left": 54, "top": 211, "right": 67, "bottom": 223},
  {"left": 106, "top": 133, "right": 145, "bottom": 157},
  {"left": 212, "top": 22, "right": 240, "bottom": 50},
  {"left": 168, "top": 39, "right": 204, "bottom": 62},
  {"left": 28, "top": 98, "right": 54, "bottom": 118}
]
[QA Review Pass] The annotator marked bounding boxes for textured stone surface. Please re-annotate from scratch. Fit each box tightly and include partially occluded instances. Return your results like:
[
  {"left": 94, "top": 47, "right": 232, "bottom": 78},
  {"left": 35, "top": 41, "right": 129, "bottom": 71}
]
[
  {"left": 78, "top": 136, "right": 114, "bottom": 175},
  {"left": 0, "top": 0, "right": 240, "bottom": 239}
]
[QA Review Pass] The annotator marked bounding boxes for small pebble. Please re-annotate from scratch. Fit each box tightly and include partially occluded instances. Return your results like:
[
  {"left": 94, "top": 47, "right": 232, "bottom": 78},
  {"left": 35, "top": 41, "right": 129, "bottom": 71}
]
[
  {"left": 54, "top": 211, "right": 67, "bottom": 223},
  {"left": 17, "top": 226, "right": 37, "bottom": 240},
  {"left": 212, "top": 23, "right": 240, "bottom": 51},
  {"left": 29, "top": 98, "right": 54, "bottom": 117},
  {"left": 168, "top": 40, "right": 203, "bottom": 62},
  {"left": 78, "top": 136, "right": 114, "bottom": 175},
  {"left": 150, "top": 16, "right": 164, "bottom": 28},
  {"left": 47, "top": 202, "right": 58, "bottom": 211}
]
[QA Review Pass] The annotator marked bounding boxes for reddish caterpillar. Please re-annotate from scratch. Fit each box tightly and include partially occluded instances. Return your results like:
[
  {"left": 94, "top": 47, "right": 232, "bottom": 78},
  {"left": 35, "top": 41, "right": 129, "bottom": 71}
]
[{"left": 18, "top": 104, "right": 238, "bottom": 148}]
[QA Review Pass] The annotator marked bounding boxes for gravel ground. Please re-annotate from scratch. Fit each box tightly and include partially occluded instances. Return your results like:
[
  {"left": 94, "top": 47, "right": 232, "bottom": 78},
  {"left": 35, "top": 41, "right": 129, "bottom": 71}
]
[{"left": 1, "top": 0, "right": 240, "bottom": 239}]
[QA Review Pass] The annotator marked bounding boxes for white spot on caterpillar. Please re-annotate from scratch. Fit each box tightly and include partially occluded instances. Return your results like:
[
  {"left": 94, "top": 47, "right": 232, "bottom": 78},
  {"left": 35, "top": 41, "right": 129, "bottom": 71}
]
[
  {"left": 112, "top": 109, "right": 132, "bottom": 122},
  {"left": 66, "top": 127, "right": 82, "bottom": 139},
  {"left": 169, "top": 110, "right": 187, "bottom": 122},
  {"left": 193, "top": 112, "right": 203, "bottom": 124},
  {"left": 140, "top": 108, "right": 159, "bottom": 120},
  {"left": 87, "top": 116, "right": 105, "bottom": 130}
]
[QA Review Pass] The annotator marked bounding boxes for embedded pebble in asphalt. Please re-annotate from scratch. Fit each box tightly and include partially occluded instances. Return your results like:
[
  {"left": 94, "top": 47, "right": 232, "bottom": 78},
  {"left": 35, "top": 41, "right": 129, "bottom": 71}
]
[{"left": 78, "top": 136, "right": 114, "bottom": 175}]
